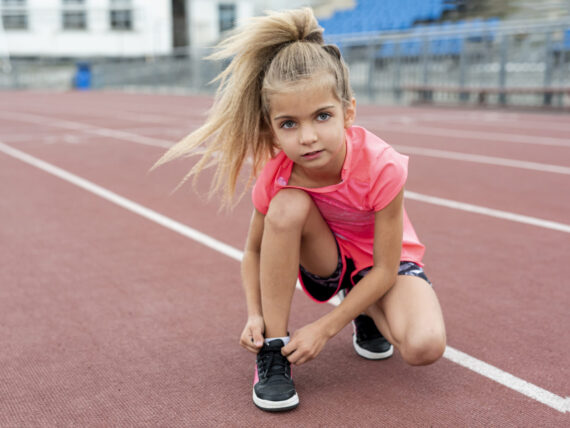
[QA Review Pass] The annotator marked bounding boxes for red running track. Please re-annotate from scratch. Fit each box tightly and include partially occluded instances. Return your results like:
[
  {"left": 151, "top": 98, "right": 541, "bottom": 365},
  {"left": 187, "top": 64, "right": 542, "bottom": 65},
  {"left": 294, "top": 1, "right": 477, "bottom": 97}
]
[{"left": 0, "top": 92, "right": 568, "bottom": 426}]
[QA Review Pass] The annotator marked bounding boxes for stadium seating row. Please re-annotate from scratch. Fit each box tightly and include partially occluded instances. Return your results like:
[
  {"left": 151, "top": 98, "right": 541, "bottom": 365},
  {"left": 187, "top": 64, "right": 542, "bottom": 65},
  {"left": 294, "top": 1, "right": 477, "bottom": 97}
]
[
  {"left": 318, "top": 1, "right": 506, "bottom": 57},
  {"left": 319, "top": 0, "right": 458, "bottom": 34},
  {"left": 320, "top": 0, "right": 570, "bottom": 56},
  {"left": 377, "top": 18, "right": 501, "bottom": 57}
]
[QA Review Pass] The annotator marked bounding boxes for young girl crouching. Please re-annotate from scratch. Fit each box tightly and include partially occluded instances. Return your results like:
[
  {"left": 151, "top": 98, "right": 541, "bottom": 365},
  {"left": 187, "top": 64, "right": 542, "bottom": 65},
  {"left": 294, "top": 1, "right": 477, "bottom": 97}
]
[{"left": 154, "top": 7, "right": 446, "bottom": 413}]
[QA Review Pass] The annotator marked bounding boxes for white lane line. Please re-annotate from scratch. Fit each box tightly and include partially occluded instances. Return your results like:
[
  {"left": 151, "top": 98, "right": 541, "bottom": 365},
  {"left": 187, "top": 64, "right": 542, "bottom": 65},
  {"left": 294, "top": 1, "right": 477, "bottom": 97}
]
[
  {"left": 404, "top": 191, "right": 570, "bottom": 233},
  {"left": 3, "top": 110, "right": 570, "bottom": 179},
  {"left": 0, "top": 111, "right": 174, "bottom": 148},
  {"left": 0, "top": 141, "right": 242, "bottom": 262},
  {"left": 444, "top": 348, "right": 569, "bottom": 413},
  {"left": 2, "top": 111, "right": 569, "bottom": 230},
  {"left": 1, "top": 141, "right": 567, "bottom": 414},
  {"left": 393, "top": 145, "right": 570, "bottom": 175},
  {"left": 2, "top": 110, "right": 570, "bottom": 173},
  {"left": 357, "top": 111, "right": 570, "bottom": 133},
  {"left": 83, "top": 128, "right": 173, "bottom": 148},
  {"left": 358, "top": 121, "right": 570, "bottom": 148}
]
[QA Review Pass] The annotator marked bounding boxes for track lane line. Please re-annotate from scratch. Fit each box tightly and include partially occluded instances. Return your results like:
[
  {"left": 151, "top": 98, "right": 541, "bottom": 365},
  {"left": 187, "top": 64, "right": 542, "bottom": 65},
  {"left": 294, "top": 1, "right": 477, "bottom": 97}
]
[
  {"left": 392, "top": 145, "right": 570, "bottom": 175},
  {"left": 1, "top": 111, "right": 570, "bottom": 175},
  {"left": 1, "top": 141, "right": 567, "bottom": 413},
  {"left": 357, "top": 121, "right": 570, "bottom": 148},
  {"left": 356, "top": 111, "right": 570, "bottom": 134},
  {"left": 404, "top": 191, "right": 570, "bottom": 233}
]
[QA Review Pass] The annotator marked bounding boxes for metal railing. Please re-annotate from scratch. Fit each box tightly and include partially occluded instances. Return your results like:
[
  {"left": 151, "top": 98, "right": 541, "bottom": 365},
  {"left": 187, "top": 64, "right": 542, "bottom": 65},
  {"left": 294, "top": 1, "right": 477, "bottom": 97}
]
[
  {"left": 332, "top": 17, "right": 570, "bottom": 107},
  {"left": 1, "top": 17, "right": 569, "bottom": 108}
]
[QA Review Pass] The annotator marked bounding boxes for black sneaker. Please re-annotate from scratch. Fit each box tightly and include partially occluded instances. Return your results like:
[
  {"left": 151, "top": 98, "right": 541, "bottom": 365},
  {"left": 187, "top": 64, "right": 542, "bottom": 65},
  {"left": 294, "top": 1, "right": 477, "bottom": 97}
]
[
  {"left": 352, "top": 314, "right": 394, "bottom": 360},
  {"left": 253, "top": 340, "right": 299, "bottom": 412}
]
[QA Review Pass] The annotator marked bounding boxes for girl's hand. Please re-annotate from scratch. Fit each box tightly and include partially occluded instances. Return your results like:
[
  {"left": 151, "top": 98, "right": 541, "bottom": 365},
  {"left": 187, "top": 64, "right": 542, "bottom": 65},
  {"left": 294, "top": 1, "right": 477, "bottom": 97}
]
[
  {"left": 281, "top": 321, "right": 330, "bottom": 365},
  {"left": 239, "top": 314, "right": 265, "bottom": 354}
]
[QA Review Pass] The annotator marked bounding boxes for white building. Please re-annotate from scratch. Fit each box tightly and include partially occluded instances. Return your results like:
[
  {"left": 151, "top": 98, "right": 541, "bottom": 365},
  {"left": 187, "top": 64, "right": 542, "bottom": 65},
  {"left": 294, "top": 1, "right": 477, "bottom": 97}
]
[
  {"left": 1, "top": 0, "right": 172, "bottom": 57},
  {"left": 0, "top": 0, "right": 353, "bottom": 58}
]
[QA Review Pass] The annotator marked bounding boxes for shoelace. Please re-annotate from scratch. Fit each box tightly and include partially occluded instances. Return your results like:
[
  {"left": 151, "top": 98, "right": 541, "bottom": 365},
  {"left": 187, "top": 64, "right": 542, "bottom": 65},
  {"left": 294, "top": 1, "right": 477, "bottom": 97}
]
[{"left": 259, "top": 347, "right": 289, "bottom": 379}]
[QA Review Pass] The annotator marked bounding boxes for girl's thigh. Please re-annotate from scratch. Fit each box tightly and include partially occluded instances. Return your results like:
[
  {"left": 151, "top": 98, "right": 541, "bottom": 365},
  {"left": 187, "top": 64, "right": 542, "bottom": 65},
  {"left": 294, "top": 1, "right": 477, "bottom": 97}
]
[
  {"left": 378, "top": 275, "right": 446, "bottom": 362},
  {"left": 268, "top": 188, "right": 338, "bottom": 277}
]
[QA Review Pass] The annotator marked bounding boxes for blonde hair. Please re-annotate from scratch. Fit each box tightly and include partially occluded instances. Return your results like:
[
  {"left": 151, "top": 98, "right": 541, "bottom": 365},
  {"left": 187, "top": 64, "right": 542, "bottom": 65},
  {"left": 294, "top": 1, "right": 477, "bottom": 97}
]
[{"left": 153, "top": 7, "right": 353, "bottom": 206}]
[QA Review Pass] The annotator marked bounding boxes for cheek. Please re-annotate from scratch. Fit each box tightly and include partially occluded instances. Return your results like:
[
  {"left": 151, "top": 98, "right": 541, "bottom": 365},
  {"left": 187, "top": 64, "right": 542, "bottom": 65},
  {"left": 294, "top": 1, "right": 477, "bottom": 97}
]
[
  {"left": 274, "top": 132, "right": 295, "bottom": 151},
  {"left": 323, "top": 126, "right": 344, "bottom": 145}
]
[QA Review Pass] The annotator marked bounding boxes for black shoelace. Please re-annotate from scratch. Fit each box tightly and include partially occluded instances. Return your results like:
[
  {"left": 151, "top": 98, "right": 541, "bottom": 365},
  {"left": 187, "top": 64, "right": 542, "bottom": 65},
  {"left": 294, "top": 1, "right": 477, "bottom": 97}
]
[{"left": 259, "top": 347, "right": 289, "bottom": 380}]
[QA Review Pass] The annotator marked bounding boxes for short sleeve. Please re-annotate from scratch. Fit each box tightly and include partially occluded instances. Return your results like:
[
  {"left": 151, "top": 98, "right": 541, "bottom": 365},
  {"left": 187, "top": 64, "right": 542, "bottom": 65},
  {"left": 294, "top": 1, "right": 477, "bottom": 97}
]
[
  {"left": 251, "top": 153, "right": 287, "bottom": 215},
  {"left": 368, "top": 147, "right": 408, "bottom": 212},
  {"left": 252, "top": 174, "right": 271, "bottom": 215}
]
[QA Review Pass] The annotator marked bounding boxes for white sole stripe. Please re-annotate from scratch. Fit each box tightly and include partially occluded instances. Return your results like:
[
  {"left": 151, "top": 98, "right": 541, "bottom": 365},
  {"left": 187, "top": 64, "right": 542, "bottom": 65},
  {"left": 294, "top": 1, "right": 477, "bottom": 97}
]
[{"left": 1, "top": 141, "right": 567, "bottom": 413}]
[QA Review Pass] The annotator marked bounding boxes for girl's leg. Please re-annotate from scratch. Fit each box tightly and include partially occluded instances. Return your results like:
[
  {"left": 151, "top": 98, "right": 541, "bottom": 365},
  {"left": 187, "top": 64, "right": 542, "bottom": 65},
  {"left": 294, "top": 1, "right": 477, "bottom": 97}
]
[
  {"left": 260, "top": 188, "right": 338, "bottom": 338},
  {"left": 366, "top": 275, "right": 446, "bottom": 366}
]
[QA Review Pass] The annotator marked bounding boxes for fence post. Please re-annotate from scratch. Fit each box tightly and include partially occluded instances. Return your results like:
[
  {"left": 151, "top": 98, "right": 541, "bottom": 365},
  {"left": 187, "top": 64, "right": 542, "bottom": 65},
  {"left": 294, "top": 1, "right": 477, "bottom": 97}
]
[
  {"left": 191, "top": 46, "right": 201, "bottom": 91},
  {"left": 458, "top": 36, "right": 468, "bottom": 101},
  {"left": 393, "top": 41, "right": 402, "bottom": 102},
  {"left": 367, "top": 41, "right": 376, "bottom": 102},
  {"left": 498, "top": 33, "right": 508, "bottom": 105},
  {"left": 421, "top": 35, "right": 432, "bottom": 102},
  {"left": 543, "top": 31, "right": 554, "bottom": 106}
]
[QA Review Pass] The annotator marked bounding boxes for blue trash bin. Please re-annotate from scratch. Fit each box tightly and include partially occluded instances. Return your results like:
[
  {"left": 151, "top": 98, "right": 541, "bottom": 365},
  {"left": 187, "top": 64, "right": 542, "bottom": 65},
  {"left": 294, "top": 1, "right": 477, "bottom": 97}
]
[{"left": 74, "top": 62, "right": 91, "bottom": 90}]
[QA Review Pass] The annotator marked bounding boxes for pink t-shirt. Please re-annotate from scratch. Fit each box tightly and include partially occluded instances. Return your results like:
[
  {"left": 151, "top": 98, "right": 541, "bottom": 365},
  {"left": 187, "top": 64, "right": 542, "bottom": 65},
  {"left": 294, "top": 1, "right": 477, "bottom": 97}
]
[{"left": 252, "top": 126, "right": 425, "bottom": 272}]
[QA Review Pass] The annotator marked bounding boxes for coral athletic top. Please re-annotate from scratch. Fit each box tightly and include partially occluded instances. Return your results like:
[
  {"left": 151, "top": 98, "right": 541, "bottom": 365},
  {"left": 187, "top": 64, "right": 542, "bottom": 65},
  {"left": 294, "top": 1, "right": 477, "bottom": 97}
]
[{"left": 252, "top": 126, "right": 425, "bottom": 274}]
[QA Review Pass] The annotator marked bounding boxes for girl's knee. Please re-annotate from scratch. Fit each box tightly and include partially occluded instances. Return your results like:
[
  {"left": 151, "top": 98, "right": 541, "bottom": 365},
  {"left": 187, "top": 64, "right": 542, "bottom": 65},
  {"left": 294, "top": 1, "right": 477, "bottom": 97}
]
[
  {"left": 265, "top": 189, "right": 312, "bottom": 232},
  {"left": 401, "top": 328, "right": 446, "bottom": 366}
]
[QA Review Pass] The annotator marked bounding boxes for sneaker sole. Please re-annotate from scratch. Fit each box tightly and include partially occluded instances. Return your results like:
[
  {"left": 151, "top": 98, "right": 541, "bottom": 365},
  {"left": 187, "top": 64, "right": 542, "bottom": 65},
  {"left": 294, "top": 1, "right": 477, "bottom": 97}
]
[
  {"left": 353, "top": 334, "right": 394, "bottom": 360},
  {"left": 252, "top": 391, "right": 299, "bottom": 412}
]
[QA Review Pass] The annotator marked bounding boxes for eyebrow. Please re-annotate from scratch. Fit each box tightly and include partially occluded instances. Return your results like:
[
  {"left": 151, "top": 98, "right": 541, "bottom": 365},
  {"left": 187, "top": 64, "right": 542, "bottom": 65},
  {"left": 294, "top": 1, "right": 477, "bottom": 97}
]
[{"left": 273, "top": 105, "right": 336, "bottom": 121}]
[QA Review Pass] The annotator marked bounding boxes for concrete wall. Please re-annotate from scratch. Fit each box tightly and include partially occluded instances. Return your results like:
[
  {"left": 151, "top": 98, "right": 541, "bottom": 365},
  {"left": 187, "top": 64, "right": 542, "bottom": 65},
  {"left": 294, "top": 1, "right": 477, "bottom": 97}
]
[
  {"left": 0, "top": 0, "right": 354, "bottom": 57},
  {"left": 1, "top": 0, "right": 172, "bottom": 57}
]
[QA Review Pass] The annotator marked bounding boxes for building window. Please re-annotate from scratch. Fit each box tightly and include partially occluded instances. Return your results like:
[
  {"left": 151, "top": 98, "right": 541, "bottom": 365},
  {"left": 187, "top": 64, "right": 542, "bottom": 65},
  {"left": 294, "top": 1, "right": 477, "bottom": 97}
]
[
  {"left": 1, "top": 0, "right": 27, "bottom": 30},
  {"left": 62, "top": 0, "right": 87, "bottom": 30},
  {"left": 110, "top": 0, "right": 133, "bottom": 31},
  {"left": 219, "top": 3, "right": 235, "bottom": 33}
]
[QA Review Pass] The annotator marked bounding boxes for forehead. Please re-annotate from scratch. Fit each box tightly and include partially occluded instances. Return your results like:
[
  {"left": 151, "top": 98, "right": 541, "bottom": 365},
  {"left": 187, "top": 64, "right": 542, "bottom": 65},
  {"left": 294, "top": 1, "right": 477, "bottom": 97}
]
[{"left": 269, "top": 79, "right": 341, "bottom": 117}]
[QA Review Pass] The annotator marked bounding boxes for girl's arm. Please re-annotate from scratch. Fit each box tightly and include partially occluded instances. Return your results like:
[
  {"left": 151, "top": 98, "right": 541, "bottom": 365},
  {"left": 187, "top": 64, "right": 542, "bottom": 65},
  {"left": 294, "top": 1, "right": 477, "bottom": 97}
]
[
  {"left": 282, "top": 188, "right": 404, "bottom": 364},
  {"left": 239, "top": 208, "right": 266, "bottom": 353}
]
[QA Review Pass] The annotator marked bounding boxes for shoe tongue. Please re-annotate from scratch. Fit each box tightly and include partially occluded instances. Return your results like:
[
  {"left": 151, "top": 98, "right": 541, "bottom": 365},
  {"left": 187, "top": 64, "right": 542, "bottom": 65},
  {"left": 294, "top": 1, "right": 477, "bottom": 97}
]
[
  {"left": 262, "top": 340, "right": 288, "bottom": 376},
  {"left": 266, "top": 339, "right": 284, "bottom": 349}
]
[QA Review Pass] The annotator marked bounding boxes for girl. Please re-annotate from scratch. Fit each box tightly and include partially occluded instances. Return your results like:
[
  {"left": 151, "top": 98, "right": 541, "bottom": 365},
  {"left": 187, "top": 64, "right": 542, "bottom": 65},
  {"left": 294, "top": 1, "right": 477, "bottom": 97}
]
[{"left": 154, "top": 8, "right": 446, "bottom": 412}]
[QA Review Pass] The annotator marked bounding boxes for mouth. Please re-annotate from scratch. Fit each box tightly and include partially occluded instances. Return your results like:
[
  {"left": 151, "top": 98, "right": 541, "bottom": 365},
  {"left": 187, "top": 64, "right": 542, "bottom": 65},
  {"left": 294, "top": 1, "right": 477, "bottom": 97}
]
[{"left": 302, "top": 149, "right": 324, "bottom": 158}]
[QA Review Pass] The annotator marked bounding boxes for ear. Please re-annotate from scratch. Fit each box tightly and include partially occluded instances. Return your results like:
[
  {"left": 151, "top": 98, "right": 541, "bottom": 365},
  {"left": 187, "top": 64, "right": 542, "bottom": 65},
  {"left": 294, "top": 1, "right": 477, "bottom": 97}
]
[{"left": 344, "top": 97, "right": 357, "bottom": 128}]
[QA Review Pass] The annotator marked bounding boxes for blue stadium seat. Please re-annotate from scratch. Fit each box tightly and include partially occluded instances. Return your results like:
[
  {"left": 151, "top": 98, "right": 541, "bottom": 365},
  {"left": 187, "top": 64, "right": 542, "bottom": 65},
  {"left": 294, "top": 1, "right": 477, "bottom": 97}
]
[
  {"left": 319, "top": 0, "right": 497, "bottom": 58},
  {"left": 320, "top": 0, "right": 459, "bottom": 36}
]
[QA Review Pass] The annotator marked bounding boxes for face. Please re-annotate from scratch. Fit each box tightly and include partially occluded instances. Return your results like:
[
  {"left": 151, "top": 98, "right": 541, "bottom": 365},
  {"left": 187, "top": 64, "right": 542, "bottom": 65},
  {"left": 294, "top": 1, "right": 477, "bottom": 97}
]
[{"left": 268, "top": 77, "right": 356, "bottom": 180}]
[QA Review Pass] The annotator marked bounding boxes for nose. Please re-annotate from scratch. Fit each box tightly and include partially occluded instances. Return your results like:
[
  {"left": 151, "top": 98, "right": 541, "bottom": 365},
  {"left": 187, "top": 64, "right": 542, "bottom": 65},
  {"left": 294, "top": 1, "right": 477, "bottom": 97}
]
[{"left": 299, "top": 124, "right": 317, "bottom": 145}]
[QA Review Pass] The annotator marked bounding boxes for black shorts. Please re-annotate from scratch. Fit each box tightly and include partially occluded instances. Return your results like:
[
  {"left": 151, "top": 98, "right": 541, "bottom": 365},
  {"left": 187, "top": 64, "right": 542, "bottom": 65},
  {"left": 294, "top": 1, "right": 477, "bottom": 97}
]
[{"left": 299, "top": 251, "right": 431, "bottom": 303}]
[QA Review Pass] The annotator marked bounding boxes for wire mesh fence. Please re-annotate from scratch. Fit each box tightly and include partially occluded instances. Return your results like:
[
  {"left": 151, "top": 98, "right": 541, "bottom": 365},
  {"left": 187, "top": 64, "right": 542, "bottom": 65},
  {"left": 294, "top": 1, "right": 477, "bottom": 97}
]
[
  {"left": 1, "top": 18, "right": 569, "bottom": 108},
  {"left": 335, "top": 18, "right": 570, "bottom": 107}
]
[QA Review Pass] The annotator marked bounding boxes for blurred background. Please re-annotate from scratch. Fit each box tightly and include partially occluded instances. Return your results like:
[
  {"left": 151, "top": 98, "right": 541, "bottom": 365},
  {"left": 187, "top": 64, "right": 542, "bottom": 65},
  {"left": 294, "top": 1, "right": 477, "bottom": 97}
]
[{"left": 1, "top": 0, "right": 569, "bottom": 108}]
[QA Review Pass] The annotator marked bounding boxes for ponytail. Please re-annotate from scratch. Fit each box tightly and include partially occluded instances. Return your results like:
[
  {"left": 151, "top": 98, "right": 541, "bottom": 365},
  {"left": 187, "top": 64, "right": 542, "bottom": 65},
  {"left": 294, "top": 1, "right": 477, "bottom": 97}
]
[{"left": 152, "top": 8, "right": 353, "bottom": 207}]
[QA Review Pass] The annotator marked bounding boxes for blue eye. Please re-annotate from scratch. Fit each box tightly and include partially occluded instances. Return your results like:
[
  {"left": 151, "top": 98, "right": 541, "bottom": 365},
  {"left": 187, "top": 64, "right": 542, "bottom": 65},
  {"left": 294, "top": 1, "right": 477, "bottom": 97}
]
[
  {"left": 281, "top": 120, "right": 295, "bottom": 129},
  {"left": 317, "top": 112, "right": 331, "bottom": 121}
]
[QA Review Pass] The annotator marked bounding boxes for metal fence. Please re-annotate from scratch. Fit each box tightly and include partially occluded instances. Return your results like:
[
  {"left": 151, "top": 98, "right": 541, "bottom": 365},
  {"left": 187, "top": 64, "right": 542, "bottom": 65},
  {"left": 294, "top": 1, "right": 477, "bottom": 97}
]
[
  {"left": 334, "top": 18, "right": 570, "bottom": 107},
  {"left": 1, "top": 17, "right": 569, "bottom": 108}
]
